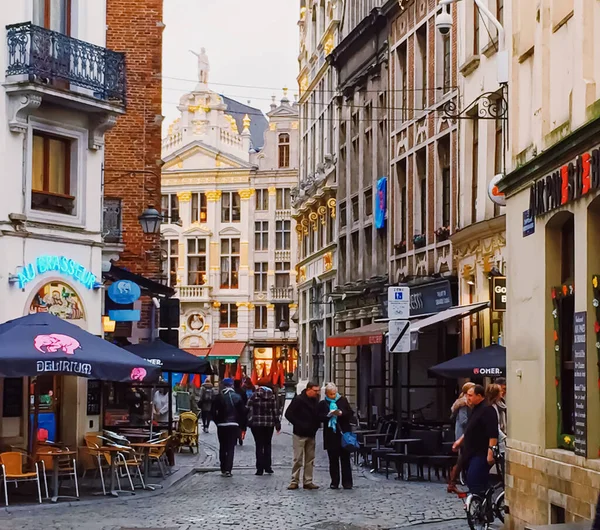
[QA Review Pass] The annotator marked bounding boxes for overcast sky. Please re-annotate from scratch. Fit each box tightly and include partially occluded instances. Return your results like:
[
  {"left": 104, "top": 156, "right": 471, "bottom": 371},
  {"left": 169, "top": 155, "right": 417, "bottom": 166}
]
[{"left": 162, "top": 0, "right": 299, "bottom": 129}]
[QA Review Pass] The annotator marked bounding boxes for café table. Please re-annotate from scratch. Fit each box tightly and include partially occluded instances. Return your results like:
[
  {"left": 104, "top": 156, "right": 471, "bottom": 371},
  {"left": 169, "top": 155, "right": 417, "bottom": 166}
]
[
  {"left": 99, "top": 445, "right": 136, "bottom": 497},
  {"left": 130, "top": 442, "right": 165, "bottom": 491},
  {"left": 43, "top": 450, "right": 79, "bottom": 503}
]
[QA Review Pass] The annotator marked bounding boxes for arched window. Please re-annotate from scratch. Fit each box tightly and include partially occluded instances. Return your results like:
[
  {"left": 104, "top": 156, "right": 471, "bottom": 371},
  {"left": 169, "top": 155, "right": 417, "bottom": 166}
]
[{"left": 278, "top": 133, "right": 290, "bottom": 168}]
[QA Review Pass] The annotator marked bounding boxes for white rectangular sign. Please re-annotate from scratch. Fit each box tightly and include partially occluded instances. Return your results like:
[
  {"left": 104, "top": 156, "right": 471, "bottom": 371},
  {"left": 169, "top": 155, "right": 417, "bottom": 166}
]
[
  {"left": 388, "top": 286, "right": 410, "bottom": 319},
  {"left": 388, "top": 320, "right": 411, "bottom": 353}
]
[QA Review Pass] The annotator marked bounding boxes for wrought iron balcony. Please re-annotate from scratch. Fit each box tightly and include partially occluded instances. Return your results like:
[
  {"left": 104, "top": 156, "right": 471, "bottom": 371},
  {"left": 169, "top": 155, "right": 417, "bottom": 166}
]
[
  {"left": 6, "top": 22, "right": 126, "bottom": 106},
  {"left": 102, "top": 198, "right": 122, "bottom": 244},
  {"left": 270, "top": 286, "right": 294, "bottom": 301}
]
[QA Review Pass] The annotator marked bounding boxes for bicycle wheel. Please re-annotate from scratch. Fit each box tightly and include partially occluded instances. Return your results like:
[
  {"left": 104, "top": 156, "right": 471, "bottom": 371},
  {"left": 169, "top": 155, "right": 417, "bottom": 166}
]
[
  {"left": 466, "top": 495, "right": 488, "bottom": 530},
  {"left": 494, "top": 490, "right": 505, "bottom": 523}
]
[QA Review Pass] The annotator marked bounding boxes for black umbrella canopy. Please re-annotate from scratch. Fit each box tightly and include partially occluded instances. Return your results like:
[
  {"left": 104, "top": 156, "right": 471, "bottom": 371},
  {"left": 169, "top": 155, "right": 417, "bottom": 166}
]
[
  {"left": 125, "top": 340, "right": 213, "bottom": 375},
  {"left": 0, "top": 313, "right": 160, "bottom": 382},
  {"left": 429, "top": 344, "right": 506, "bottom": 379}
]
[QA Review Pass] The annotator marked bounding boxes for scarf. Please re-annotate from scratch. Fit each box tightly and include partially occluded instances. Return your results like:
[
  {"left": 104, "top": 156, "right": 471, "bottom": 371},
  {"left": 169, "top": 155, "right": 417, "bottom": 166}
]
[{"left": 325, "top": 393, "right": 341, "bottom": 432}]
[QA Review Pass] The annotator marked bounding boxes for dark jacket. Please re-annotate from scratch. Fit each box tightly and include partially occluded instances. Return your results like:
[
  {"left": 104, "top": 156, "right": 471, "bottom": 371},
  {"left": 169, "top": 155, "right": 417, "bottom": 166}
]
[
  {"left": 318, "top": 396, "right": 355, "bottom": 451},
  {"left": 211, "top": 388, "right": 247, "bottom": 429},
  {"left": 285, "top": 389, "right": 320, "bottom": 438},
  {"left": 247, "top": 386, "right": 281, "bottom": 430}
]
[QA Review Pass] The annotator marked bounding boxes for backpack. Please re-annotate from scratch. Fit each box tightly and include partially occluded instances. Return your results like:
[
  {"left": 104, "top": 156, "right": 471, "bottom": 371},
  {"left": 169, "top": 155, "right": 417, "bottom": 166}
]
[{"left": 201, "top": 387, "right": 214, "bottom": 403}]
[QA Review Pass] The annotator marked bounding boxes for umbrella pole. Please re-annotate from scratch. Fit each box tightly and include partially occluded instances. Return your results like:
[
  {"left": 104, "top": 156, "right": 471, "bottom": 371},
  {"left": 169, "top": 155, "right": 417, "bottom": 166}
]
[
  {"left": 168, "top": 372, "right": 173, "bottom": 436},
  {"left": 30, "top": 378, "right": 40, "bottom": 467},
  {"left": 149, "top": 384, "right": 155, "bottom": 440}
]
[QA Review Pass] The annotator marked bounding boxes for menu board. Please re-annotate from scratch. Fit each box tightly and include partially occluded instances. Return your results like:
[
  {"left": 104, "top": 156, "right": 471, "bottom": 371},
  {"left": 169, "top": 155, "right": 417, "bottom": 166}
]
[
  {"left": 87, "top": 380, "right": 102, "bottom": 416},
  {"left": 2, "top": 378, "right": 23, "bottom": 418},
  {"left": 573, "top": 311, "right": 587, "bottom": 457}
]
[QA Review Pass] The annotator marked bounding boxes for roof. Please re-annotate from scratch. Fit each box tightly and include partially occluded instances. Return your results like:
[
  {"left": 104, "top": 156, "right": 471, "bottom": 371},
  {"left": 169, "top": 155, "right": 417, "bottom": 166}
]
[
  {"left": 410, "top": 302, "right": 490, "bottom": 333},
  {"left": 208, "top": 341, "right": 246, "bottom": 358},
  {"left": 184, "top": 348, "right": 211, "bottom": 357},
  {"left": 326, "top": 322, "right": 387, "bottom": 348},
  {"left": 220, "top": 95, "right": 268, "bottom": 150}
]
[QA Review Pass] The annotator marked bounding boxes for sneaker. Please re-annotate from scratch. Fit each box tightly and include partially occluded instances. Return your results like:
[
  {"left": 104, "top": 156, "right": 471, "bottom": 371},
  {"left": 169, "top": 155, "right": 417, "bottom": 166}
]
[
  {"left": 287, "top": 483, "right": 299, "bottom": 490},
  {"left": 255, "top": 471, "right": 264, "bottom": 476},
  {"left": 225, "top": 471, "right": 233, "bottom": 477},
  {"left": 330, "top": 484, "right": 339, "bottom": 489},
  {"left": 303, "top": 483, "right": 320, "bottom": 490},
  {"left": 220, "top": 471, "right": 227, "bottom": 477},
  {"left": 265, "top": 469, "right": 274, "bottom": 474}
]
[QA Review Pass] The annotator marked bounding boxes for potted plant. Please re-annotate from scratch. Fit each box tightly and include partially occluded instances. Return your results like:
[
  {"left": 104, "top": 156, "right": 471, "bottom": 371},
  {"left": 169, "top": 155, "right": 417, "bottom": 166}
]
[
  {"left": 435, "top": 226, "right": 450, "bottom": 242},
  {"left": 394, "top": 240, "right": 407, "bottom": 254},
  {"left": 413, "top": 234, "right": 426, "bottom": 249}
]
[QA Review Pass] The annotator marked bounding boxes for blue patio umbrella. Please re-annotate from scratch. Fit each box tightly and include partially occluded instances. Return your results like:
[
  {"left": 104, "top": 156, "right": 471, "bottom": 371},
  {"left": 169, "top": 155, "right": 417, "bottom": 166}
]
[
  {"left": 0, "top": 312, "right": 160, "bottom": 382},
  {"left": 124, "top": 340, "right": 213, "bottom": 374},
  {"left": 428, "top": 344, "right": 506, "bottom": 379}
]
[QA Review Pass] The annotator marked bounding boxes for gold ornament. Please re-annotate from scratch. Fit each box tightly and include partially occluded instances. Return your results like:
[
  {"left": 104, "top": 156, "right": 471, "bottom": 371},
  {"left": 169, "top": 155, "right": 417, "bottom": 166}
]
[
  {"left": 177, "top": 191, "right": 192, "bottom": 202},
  {"left": 327, "top": 198, "right": 336, "bottom": 218},
  {"left": 206, "top": 190, "right": 222, "bottom": 202},
  {"left": 238, "top": 188, "right": 255, "bottom": 200}
]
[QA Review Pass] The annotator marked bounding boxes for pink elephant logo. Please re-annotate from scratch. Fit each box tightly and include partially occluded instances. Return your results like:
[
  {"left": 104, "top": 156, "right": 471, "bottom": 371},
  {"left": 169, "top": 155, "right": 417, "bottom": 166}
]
[
  {"left": 131, "top": 367, "right": 147, "bottom": 381},
  {"left": 34, "top": 334, "right": 81, "bottom": 355}
]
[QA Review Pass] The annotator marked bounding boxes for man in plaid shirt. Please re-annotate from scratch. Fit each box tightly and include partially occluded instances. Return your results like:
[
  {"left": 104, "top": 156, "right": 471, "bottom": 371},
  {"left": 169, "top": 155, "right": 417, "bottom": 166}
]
[{"left": 247, "top": 378, "right": 281, "bottom": 475}]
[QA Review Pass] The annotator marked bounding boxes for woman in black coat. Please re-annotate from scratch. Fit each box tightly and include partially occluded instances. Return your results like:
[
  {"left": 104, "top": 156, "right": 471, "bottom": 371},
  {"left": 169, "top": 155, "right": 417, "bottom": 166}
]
[{"left": 318, "top": 382, "right": 355, "bottom": 489}]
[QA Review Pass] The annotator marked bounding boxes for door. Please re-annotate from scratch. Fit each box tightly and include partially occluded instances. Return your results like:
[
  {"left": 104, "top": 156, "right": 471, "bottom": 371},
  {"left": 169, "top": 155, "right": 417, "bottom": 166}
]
[{"left": 33, "top": 0, "right": 71, "bottom": 34}]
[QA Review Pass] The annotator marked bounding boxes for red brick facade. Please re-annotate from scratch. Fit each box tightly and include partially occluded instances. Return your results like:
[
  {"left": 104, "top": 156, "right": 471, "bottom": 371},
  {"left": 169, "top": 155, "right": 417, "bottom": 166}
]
[{"left": 105, "top": 0, "right": 164, "bottom": 332}]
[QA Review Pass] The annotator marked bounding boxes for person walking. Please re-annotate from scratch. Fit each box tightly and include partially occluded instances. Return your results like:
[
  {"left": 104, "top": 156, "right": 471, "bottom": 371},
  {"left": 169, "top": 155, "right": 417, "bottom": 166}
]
[
  {"left": 247, "top": 378, "right": 281, "bottom": 476},
  {"left": 211, "top": 378, "right": 247, "bottom": 477},
  {"left": 234, "top": 379, "right": 248, "bottom": 445},
  {"left": 318, "top": 383, "right": 355, "bottom": 490},
  {"left": 284, "top": 381, "right": 321, "bottom": 490},
  {"left": 198, "top": 381, "right": 215, "bottom": 433},
  {"left": 447, "top": 382, "right": 475, "bottom": 493},
  {"left": 486, "top": 383, "right": 507, "bottom": 455},
  {"left": 452, "top": 384, "right": 499, "bottom": 495}
]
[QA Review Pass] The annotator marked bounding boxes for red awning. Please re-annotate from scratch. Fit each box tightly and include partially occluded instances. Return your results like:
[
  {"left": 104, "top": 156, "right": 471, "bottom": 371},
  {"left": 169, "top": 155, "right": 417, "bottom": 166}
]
[
  {"left": 184, "top": 348, "right": 211, "bottom": 357},
  {"left": 326, "top": 322, "right": 387, "bottom": 348},
  {"left": 208, "top": 341, "right": 246, "bottom": 358}
]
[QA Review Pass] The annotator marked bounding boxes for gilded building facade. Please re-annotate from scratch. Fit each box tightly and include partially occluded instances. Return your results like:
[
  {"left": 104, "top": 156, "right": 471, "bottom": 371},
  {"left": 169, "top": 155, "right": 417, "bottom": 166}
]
[{"left": 161, "top": 55, "right": 299, "bottom": 379}]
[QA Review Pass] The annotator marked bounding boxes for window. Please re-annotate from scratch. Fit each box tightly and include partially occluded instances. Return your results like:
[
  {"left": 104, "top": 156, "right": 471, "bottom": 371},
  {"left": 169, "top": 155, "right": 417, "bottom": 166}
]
[
  {"left": 473, "top": 4, "right": 480, "bottom": 55},
  {"left": 401, "top": 185, "right": 407, "bottom": 242},
  {"left": 416, "top": 26, "right": 428, "bottom": 109},
  {"left": 472, "top": 119, "right": 479, "bottom": 224},
  {"left": 275, "top": 262, "right": 291, "bottom": 288},
  {"left": 255, "top": 221, "right": 269, "bottom": 251},
  {"left": 339, "top": 236, "right": 347, "bottom": 284},
  {"left": 221, "top": 192, "right": 241, "bottom": 222},
  {"left": 255, "top": 189, "right": 269, "bottom": 211},
  {"left": 220, "top": 238, "right": 240, "bottom": 289},
  {"left": 32, "top": 132, "right": 73, "bottom": 215},
  {"left": 278, "top": 134, "right": 290, "bottom": 168},
  {"left": 443, "top": 34, "right": 451, "bottom": 92},
  {"left": 254, "top": 306, "right": 268, "bottom": 329},
  {"left": 161, "top": 193, "right": 179, "bottom": 224},
  {"left": 276, "top": 188, "right": 291, "bottom": 210},
  {"left": 442, "top": 167, "right": 451, "bottom": 228},
  {"left": 276, "top": 220, "right": 291, "bottom": 250},
  {"left": 275, "top": 303, "right": 290, "bottom": 326},
  {"left": 420, "top": 178, "right": 427, "bottom": 236},
  {"left": 339, "top": 202, "right": 347, "bottom": 229},
  {"left": 161, "top": 239, "right": 179, "bottom": 287},
  {"left": 33, "top": 0, "right": 71, "bottom": 34},
  {"left": 351, "top": 231, "right": 359, "bottom": 274},
  {"left": 191, "top": 192, "right": 207, "bottom": 223},
  {"left": 351, "top": 196, "right": 359, "bottom": 224},
  {"left": 254, "top": 262, "right": 268, "bottom": 292},
  {"left": 364, "top": 226, "right": 372, "bottom": 278},
  {"left": 220, "top": 304, "right": 238, "bottom": 328},
  {"left": 187, "top": 238, "right": 207, "bottom": 285},
  {"left": 364, "top": 188, "right": 373, "bottom": 217}
]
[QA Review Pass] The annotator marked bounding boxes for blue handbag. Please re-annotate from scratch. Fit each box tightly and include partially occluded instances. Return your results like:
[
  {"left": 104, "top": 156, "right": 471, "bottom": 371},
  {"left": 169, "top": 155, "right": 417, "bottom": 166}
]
[{"left": 341, "top": 429, "right": 359, "bottom": 452}]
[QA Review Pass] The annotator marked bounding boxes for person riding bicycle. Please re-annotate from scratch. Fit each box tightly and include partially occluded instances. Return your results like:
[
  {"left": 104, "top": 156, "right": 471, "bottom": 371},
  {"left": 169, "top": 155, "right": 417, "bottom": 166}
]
[{"left": 452, "top": 384, "right": 498, "bottom": 496}]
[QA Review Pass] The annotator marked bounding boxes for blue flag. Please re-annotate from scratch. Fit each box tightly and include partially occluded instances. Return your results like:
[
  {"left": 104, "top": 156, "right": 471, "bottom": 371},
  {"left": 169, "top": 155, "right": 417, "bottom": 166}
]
[{"left": 375, "top": 176, "right": 387, "bottom": 229}]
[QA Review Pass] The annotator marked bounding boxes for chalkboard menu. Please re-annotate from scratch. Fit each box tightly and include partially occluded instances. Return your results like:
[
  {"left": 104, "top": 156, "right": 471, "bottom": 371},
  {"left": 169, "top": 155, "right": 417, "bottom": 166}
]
[
  {"left": 87, "top": 380, "right": 102, "bottom": 416},
  {"left": 2, "top": 378, "right": 23, "bottom": 418},
  {"left": 573, "top": 311, "right": 587, "bottom": 457}
]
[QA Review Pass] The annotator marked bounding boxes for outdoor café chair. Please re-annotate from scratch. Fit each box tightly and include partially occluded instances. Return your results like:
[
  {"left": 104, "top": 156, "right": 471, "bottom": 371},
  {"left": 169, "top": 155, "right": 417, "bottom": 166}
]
[
  {"left": 0, "top": 451, "right": 43, "bottom": 506},
  {"left": 84, "top": 434, "right": 107, "bottom": 495},
  {"left": 36, "top": 446, "right": 79, "bottom": 500},
  {"left": 102, "top": 445, "right": 146, "bottom": 491},
  {"left": 148, "top": 437, "right": 172, "bottom": 478}
]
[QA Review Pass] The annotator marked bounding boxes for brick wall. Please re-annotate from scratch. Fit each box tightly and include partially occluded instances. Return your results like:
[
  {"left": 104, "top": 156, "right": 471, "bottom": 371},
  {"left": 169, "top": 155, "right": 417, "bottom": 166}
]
[{"left": 105, "top": 0, "right": 164, "bottom": 333}]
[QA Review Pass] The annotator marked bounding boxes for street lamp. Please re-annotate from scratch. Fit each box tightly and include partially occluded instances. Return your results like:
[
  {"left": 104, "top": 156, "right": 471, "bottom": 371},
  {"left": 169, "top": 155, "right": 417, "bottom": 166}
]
[
  {"left": 436, "top": 0, "right": 507, "bottom": 84},
  {"left": 138, "top": 206, "right": 162, "bottom": 234},
  {"left": 278, "top": 318, "right": 290, "bottom": 380}
]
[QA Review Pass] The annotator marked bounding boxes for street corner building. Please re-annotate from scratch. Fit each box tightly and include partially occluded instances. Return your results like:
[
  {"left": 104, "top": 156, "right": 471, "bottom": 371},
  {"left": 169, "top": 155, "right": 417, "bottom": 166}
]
[{"left": 498, "top": 1, "right": 600, "bottom": 528}]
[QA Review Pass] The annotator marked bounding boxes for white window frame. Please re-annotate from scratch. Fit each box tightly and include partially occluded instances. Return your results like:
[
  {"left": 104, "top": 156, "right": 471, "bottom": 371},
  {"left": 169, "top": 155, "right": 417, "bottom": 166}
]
[
  {"left": 220, "top": 303, "right": 238, "bottom": 328},
  {"left": 255, "top": 220, "right": 269, "bottom": 251},
  {"left": 275, "top": 261, "right": 291, "bottom": 288},
  {"left": 254, "top": 262, "right": 268, "bottom": 292},
  {"left": 276, "top": 219, "right": 291, "bottom": 250},
  {"left": 221, "top": 191, "right": 241, "bottom": 222},
  {"left": 254, "top": 305, "right": 268, "bottom": 329},
  {"left": 162, "top": 238, "right": 179, "bottom": 287},
  {"left": 255, "top": 189, "right": 269, "bottom": 211},
  {"left": 161, "top": 193, "right": 180, "bottom": 224},
  {"left": 191, "top": 192, "right": 207, "bottom": 223},
  {"left": 220, "top": 238, "right": 240, "bottom": 289},
  {"left": 186, "top": 237, "right": 207, "bottom": 286},
  {"left": 276, "top": 188, "right": 291, "bottom": 210},
  {"left": 26, "top": 118, "right": 86, "bottom": 227}
]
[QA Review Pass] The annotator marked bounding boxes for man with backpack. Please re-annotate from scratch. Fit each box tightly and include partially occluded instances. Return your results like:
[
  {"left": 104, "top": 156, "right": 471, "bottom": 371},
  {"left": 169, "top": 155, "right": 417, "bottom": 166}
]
[
  {"left": 198, "top": 381, "right": 215, "bottom": 433},
  {"left": 211, "top": 378, "right": 247, "bottom": 477}
]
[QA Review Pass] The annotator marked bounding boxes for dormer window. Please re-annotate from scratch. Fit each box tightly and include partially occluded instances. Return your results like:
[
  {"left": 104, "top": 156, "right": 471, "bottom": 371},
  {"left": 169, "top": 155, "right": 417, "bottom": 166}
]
[{"left": 278, "top": 133, "right": 290, "bottom": 168}]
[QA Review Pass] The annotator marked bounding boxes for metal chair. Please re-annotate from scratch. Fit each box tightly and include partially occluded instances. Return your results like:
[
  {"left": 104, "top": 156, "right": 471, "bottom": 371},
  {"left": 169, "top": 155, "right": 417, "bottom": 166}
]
[{"left": 0, "top": 451, "right": 42, "bottom": 506}]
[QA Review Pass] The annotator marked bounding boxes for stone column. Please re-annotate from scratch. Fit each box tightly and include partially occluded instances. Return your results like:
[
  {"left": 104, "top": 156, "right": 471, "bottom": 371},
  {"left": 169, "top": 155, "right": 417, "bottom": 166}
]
[
  {"left": 238, "top": 188, "right": 254, "bottom": 295},
  {"left": 206, "top": 190, "right": 222, "bottom": 290},
  {"left": 177, "top": 191, "right": 192, "bottom": 227}
]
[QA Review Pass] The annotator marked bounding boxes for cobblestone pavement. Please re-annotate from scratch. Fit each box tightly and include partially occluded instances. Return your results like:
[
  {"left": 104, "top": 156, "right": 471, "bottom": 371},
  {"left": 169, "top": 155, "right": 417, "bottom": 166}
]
[{"left": 0, "top": 420, "right": 477, "bottom": 530}]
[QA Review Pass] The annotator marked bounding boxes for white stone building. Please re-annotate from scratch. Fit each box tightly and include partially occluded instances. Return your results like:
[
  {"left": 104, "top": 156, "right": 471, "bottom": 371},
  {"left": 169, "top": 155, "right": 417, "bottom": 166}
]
[
  {"left": 0, "top": 2, "right": 125, "bottom": 447},
  {"left": 161, "top": 56, "right": 299, "bottom": 379}
]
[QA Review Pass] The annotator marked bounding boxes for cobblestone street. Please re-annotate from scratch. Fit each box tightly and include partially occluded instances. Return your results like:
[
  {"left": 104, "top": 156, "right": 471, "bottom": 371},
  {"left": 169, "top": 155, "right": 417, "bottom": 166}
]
[{"left": 0, "top": 422, "right": 469, "bottom": 530}]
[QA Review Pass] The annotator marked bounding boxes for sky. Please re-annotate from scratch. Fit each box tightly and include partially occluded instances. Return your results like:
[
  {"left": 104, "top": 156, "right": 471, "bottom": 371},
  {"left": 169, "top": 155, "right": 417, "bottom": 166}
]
[{"left": 162, "top": 0, "right": 299, "bottom": 130}]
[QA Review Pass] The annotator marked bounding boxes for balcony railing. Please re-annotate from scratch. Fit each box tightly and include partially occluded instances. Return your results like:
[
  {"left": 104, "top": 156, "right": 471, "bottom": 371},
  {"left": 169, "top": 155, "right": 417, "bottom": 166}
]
[
  {"left": 102, "top": 198, "right": 122, "bottom": 244},
  {"left": 6, "top": 22, "right": 126, "bottom": 106},
  {"left": 270, "top": 286, "right": 294, "bottom": 301},
  {"left": 275, "top": 209, "right": 291, "bottom": 220},
  {"left": 177, "top": 285, "right": 212, "bottom": 301},
  {"left": 275, "top": 250, "right": 292, "bottom": 261}
]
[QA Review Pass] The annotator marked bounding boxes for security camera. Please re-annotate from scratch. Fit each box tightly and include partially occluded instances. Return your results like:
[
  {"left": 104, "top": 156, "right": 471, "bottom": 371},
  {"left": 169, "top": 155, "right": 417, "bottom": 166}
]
[{"left": 436, "top": 5, "right": 453, "bottom": 35}]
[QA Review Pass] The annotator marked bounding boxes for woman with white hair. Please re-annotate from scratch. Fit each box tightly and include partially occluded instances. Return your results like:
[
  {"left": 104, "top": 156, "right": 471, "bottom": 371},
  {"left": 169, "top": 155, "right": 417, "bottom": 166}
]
[{"left": 318, "top": 382, "right": 355, "bottom": 489}]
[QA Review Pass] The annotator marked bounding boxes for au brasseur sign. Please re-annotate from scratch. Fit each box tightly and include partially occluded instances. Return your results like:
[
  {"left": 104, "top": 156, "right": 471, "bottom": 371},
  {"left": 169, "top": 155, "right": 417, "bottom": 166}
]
[{"left": 14, "top": 255, "right": 98, "bottom": 290}]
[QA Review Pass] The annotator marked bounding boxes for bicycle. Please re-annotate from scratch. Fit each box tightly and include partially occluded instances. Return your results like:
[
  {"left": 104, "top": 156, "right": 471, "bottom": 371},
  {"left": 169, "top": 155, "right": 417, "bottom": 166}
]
[{"left": 457, "top": 447, "right": 505, "bottom": 530}]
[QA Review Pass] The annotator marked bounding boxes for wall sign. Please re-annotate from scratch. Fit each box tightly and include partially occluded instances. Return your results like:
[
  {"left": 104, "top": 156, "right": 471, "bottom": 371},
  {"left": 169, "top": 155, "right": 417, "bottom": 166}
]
[
  {"left": 529, "top": 147, "right": 600, "bottom": 218},
  {"left": 491, "top": 277, "right": 507, "bottom": 312},
  {"left": 522, "top": 210, "right": 535, "bottom": 237},
  {"left": 488, "top": 174, "right": 506, "bottom": 207},
  {"left": 409, "top": 280, "right": 453, "bottom": 317},
  {"left": 108, "top": 309, "right": 141, "bottom": 322},
  {"left": 108, "top": 280, "right": 141, "bottom": 305},
  {"left": 573, "top": 311, "right": 587, "bottom": 457},
  {"left": 15, "top": 255, "right": 98, "bottom": 290}
]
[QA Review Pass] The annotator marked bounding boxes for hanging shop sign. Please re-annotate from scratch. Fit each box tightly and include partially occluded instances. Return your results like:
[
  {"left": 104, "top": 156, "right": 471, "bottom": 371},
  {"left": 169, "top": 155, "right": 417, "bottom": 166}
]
[
  {"left": 409, "top": 280, "right": 453, "bottom": 317},
  {"left": 488, "top": 174, "right": 506, "bottom": 207},
  {"left": 375, "top": 176, "right": 387, "bottom": 229},
  {"left": 108, "top": 280, "right": 141, "bottom": 305},
  {"left": 491, "top": 277, "right": 507, "bottom": 312},
  {"left": 529, "top": 147, "right": 600, "bottom": 218},
  {"left": 14, "top": 255, "right": 98, "bottom": 290}
]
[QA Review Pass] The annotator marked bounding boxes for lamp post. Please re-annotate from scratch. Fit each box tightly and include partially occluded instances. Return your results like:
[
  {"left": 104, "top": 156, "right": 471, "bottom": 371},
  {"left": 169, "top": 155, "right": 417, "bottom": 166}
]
[
  {"left": 138, "top": 206, "right": 162, "bottom": 234},
  {"left": 278, "top": 318, "right": 290, "bottom": 371}
]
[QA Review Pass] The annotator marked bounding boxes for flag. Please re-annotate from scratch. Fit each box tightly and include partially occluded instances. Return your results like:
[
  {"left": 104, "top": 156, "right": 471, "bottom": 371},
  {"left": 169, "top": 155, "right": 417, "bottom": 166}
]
[
  {"left": 193, "top": 374, "right": 201, "bottom": 388},
  {"left": 224, "top": 364, "right": 231, "bottom": 379},
  {"left": 261, "top": 364, "right": 267, "bottom": 378},
  {"left": 269, "top": 360, "right": 278, "bottom": 385},
  {"left": 235, "top": 362, "right": 243, "bottom": 381},
  {"left": 250, "top": 367, "right": 258, "bottom": 386},
  {"left": 278, "top": 361, "right": 286, "bottom": 387},
  {"left": 180, "top": 374, "right": 189, "bottom": 387}
]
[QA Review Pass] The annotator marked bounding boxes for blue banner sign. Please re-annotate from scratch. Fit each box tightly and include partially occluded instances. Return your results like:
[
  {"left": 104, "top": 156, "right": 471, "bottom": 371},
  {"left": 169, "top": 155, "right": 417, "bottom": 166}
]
[
  {"left": 375, "top": 176, "right": 387, "bottom": 229},
  {"left": 108, "top": 309, "right": 141, "bottom": 322},
  {"left": 108, "top": 280, "right": 141, "bottom": 305},
  {"left": 16, "top": 256, "right": 97, "bottom": 290}
]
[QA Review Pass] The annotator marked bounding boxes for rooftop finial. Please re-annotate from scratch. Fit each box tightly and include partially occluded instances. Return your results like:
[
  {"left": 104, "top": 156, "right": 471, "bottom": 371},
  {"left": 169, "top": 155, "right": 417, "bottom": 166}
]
[{"left": 242, "top": 114, "right": 251, "bottom": 132}]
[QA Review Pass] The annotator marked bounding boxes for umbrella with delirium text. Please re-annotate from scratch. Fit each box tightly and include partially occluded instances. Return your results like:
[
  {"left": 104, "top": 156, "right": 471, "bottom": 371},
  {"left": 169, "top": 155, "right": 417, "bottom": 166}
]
[{"left": 0, "top": 313, "right": 160, "bottom": 382}]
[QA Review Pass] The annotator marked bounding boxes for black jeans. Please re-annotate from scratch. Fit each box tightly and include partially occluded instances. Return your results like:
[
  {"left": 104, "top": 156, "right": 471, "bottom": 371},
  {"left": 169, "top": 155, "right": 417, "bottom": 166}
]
[
  {"left": 327, "top": 445, "right": 353, "bottom": 488},
  {"left": 217, "top": 426, "right": 239, "bottom": 473},
  {"left": 251, "top": 426, "right": 274, "bottom": 472},
  {"left": 201, "top": 410, "right": 211, "bottom": 430}
]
